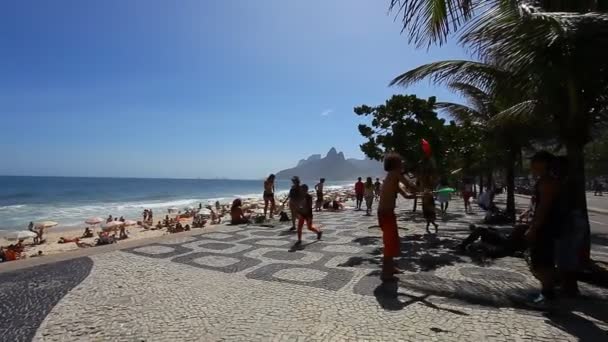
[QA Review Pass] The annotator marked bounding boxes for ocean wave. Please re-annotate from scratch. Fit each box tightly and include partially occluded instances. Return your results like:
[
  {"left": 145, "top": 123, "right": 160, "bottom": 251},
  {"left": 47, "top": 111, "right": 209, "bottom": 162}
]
[
  {"left": 116, "top": 198, "right": 203, "bottom": 210},
  {"left": 0, "top": 204, "right": 26, "bottom": 210}
]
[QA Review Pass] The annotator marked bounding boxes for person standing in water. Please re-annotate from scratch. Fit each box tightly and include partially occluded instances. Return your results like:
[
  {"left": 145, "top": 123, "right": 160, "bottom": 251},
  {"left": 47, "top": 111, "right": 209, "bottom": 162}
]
[
  {"left": 263, "top": 174, "right": 276, "bottom": 219},
  {"left": 377, "top": 153, "right": 417, "bottom": 281},
  {"left": 315, "top": 178, "right": 325, "bottom": 212},
  {"left": 354, "top": 177, "right": 364, "bottom": 210}
]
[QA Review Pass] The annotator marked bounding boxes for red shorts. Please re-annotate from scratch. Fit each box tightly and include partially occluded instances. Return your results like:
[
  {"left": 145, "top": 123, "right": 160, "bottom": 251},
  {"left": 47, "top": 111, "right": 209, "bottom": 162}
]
[
  {"left": 463, "top": 191, "right": 473, "bottom": 201},
  {"left": 378, "top": 211, "right": 400, "bottom": 257}
]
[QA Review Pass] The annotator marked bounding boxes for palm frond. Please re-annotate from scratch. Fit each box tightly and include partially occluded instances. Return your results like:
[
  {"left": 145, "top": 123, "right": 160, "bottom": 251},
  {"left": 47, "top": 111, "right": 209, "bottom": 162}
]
[
  {"left": 445, "top": 82, "right": 493, "bottom": 117},
  {"left": 389, "top": 0, "right": 518, "bottom": 47},
  {"left": 488, "top": 100, "right": 538, "bottom": 128},
  {"left": 435, "top": 101, "right": 483, "bottom": 123},
  {"left": 389, "top": 60, "right": 506, "bottom": 91}
]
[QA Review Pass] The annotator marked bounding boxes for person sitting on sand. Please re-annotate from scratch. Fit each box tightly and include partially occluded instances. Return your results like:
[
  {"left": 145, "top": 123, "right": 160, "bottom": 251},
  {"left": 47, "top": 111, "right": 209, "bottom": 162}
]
[
  {"left": 118, "top": 226, "right": 128, "bottom": 240},
  {"left": 96, "top": 232, "right": 116, "bottom": 246},
  {"left": 28, "top": 221, "right": 39, "bottom": 244},
  {"left": 82, "top": 227, "right": 94, "bottom": 238},
  {"left": 13, "top": 240, "right": 25, "bottom": 254},
  {"left": 107, "top": 215, "right": 113, "bottom": 223},
  {"left": 185, "top": 224, "right": 191, "bottom": 231},
  {"left": 119, "top": 216, "right": 125, "bottom": 222},
  {"left": 330, "top": 199, "right": 344, "bottom": 211},
  {"left": 231, "top": 199, "right": 251, "bottom": 225},
  {"left": 156, "top": 221, "right": 163, "bottom": 230},
  {"left": 58, "top": 237, "right": 80, "bottom": 244}
]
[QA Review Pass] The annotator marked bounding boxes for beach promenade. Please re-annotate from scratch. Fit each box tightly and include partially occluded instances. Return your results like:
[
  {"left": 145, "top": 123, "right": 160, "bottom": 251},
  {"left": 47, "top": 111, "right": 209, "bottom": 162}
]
[{"left": 1, "top": 198, "right": 607, "bottom": 342}]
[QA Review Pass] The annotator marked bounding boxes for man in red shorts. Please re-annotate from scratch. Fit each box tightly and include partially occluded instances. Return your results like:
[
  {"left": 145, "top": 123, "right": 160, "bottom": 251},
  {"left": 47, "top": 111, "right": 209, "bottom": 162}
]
[{"left": 377, "top": 152, "right": 417, "bottom": 281}]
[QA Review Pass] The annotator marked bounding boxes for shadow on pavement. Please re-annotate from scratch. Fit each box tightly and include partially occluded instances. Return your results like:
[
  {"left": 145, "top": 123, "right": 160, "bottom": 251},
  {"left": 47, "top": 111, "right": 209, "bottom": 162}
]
[
  {"left": 372, "top": 278, "right": 469, "bottom": 316},
  {"left": 341, "top": 234, "right": 463, "bottom": 272}
]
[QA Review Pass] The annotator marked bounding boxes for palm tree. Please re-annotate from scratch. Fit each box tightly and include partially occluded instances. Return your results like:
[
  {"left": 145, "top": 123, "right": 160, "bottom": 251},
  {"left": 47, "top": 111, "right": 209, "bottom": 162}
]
[
  {"left": 389, "top": 1, "right": 608, "bottom": 262},
  {"left": 391, "top": 63, "right": 536, "bottom": 221}
]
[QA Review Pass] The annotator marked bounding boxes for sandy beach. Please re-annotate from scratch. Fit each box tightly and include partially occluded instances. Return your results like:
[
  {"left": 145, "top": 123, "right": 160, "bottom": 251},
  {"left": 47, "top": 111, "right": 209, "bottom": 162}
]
[{"left": 1, "top": 187, "right": 356, "bottom": 261}]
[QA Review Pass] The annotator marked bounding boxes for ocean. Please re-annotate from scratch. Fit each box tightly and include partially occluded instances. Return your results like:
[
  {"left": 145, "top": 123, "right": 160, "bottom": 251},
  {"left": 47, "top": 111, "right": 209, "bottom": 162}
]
[{"left": 0, "top": 176, "right": 352, "bottom": 230}]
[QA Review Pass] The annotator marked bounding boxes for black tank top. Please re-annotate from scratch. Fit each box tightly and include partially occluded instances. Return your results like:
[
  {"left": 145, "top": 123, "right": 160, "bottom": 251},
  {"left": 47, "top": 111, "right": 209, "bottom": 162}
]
[{"left": 534, "top": 177, "right": 566, "bottom": 238}]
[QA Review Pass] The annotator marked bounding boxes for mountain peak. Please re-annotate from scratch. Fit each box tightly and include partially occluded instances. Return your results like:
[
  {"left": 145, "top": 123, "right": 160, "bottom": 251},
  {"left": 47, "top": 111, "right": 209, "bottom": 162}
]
[{"left": 326, "top": 147, "right": 338, "bottom": 158}]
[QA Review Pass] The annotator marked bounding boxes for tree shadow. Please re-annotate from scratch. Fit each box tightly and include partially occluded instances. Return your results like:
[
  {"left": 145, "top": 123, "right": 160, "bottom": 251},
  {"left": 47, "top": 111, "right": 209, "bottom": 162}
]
[
  {"left": 542, "top": 298, "right": 608, "bottom": 342},
  {"left": 341, "top": 234, "right": 464, "bottom": 272},
  {"left": 396, "top": 273, "right": 608, "bottom": 340},
  {"left": 372, "top": 275, "right": 469, "bottom": 316},
  {"left": 591, "top": 233, "right": 608, "bottom": 247}
]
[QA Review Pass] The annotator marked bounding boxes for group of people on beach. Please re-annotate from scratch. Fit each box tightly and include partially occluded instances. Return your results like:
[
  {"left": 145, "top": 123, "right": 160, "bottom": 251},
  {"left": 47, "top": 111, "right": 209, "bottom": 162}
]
[{"left": 354, "top": 177, "right": 382, "bottom": 216}]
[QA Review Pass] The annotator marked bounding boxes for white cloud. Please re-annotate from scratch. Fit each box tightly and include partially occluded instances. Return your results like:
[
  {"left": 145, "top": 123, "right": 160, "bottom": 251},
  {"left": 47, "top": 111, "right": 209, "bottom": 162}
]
[{"left": 320, "top": 109, "right": 333, "bottom": 116}]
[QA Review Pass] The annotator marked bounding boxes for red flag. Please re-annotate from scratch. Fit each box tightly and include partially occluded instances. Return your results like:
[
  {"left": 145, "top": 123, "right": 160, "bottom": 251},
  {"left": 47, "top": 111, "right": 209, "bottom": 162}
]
[{"left": 421, "top": 139, "right": 432, "bottom": 157}]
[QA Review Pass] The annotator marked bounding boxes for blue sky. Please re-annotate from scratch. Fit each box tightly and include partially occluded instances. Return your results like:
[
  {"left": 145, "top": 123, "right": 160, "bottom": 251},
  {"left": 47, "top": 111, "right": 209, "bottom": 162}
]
[{"left": 0, "top": 0, "right": 468, "bottom": 179}]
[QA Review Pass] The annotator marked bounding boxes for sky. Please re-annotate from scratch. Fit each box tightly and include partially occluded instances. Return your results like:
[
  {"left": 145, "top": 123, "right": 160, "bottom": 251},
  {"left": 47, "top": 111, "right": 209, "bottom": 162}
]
[{"left": 0, "top": 0, "right": 469, "bottom": 179}]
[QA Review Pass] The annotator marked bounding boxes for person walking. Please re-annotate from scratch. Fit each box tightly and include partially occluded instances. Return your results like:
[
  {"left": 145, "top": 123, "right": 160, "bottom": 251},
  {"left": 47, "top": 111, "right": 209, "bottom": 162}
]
[
  {"left": 263, "top": 174, "right": 276, "bottom": 219},
  {"left": 437, "top": 179, "right": 451, "bottom": 214},
  {"left": 293, "top": 184, "right": 322, "bottom": 248},
  {"left": 315, "top": 178, "right": 325, "bottom": 212},
  {"left": 462, "top": 178, "right": 474, "bottom": 214},
  {"left": 364, "top": 177, "right": 375, "bottom": 216},
  {"left": 374, "top": 178, "right": 382, "bottom": 199},
  {"left": 355, "top": 177, "right": 364, "bottom": 210},
  {"left": 283, "top": 176, "right": 302, "bottom": 231}
]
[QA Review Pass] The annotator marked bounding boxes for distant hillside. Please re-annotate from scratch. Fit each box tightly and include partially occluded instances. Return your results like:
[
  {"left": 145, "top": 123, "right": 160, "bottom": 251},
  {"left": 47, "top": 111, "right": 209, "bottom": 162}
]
[{"left": 275, "top": 148, "right": 383, "bottom": 181}]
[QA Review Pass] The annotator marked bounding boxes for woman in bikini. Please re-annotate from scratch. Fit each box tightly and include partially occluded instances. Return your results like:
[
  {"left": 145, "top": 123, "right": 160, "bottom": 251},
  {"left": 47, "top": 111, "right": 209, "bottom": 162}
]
[{"left": 263, "top": 174, "right": 276, "bottom": 219}]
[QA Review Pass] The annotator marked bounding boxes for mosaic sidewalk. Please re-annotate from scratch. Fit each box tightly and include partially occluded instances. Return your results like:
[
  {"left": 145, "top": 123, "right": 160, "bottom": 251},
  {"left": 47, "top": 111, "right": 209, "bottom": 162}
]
[{"left": 1, "top": 199, "right": 607, "bottom": 341}]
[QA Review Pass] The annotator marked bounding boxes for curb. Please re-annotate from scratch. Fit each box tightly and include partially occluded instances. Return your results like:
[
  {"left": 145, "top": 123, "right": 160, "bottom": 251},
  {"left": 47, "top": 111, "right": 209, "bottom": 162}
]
[{"left": 514, "top": 194, "right": 608, "bottom": 215}]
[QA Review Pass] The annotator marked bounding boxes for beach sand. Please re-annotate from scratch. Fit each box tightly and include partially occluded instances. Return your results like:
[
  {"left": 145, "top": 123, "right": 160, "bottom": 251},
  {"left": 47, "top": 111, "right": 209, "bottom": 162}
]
[{"left": 1, "top": 188, "right": 356, "bottom": 260}]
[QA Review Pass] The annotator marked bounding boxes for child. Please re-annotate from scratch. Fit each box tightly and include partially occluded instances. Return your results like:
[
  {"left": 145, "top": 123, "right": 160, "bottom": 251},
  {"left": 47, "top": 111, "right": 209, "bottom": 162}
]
[
  {"left": 377, "top": 153, "right": 417, "bottom": 281},
  {"left": 294, "top": 184, "right": 322, "bottom": 247},
  {"left": 422, "top": 191, "right": 438, "bottom": 234}
]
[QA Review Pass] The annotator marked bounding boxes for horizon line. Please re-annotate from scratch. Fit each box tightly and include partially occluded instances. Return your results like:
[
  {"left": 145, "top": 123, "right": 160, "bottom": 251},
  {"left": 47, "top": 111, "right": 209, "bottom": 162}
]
[{"left": 0, "top": 174, "right": 264, "bottom": 181}]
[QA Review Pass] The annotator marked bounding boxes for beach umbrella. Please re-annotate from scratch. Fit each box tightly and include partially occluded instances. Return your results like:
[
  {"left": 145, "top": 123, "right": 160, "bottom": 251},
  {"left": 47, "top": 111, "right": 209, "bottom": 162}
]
[
  {"left": 436, "top": 187, "right": 457, "bottom": 194},
  {"left": 85, "top": 217, "right": 103, "bottom": 225},
  {"left": 4, "top": 230, "right": 37, "bottom": 241},
  {"left": 123, "top": 220, "right": 138, "bottom": 226},
  {"left": 101, "top": 221, "right": 124, "bottom": 231},
  {"left": 35, "top": 221, "right": 58, "bottom": 229}
]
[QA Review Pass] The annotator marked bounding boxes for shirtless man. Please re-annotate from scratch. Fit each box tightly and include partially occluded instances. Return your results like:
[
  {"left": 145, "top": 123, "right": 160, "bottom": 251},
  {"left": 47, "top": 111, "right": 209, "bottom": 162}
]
[
  {"left": 263, "top": 174, "right": 276, "bottom": 218},
  {"left": 377, "top": 152, "right": 417, "bottom": 281}
]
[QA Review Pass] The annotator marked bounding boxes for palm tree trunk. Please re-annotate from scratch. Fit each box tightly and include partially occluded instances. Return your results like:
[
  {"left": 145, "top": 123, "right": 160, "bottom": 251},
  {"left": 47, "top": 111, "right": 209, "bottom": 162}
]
[
  {"left": 478, "top": 174, "right": 484, "bottom": 194},
  {"left": 506, "top": 149, "right": 517, "bottom": 223},
  {"left": 486, "top": 171, "right": 493, "bottom": 190},
  {"left": 566, "top": 141, "right": 591, "bottom": 265}
]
